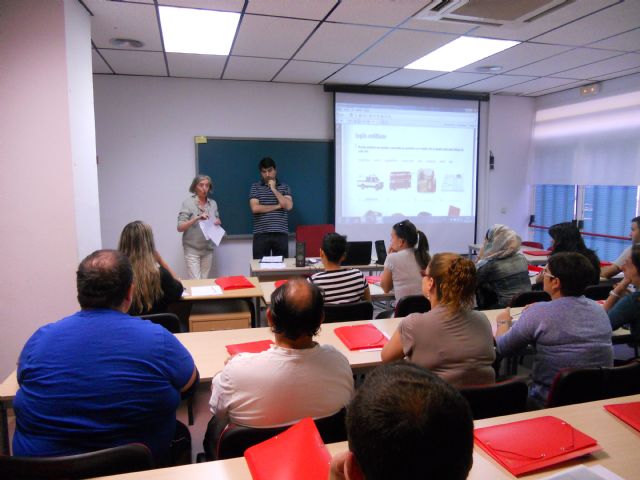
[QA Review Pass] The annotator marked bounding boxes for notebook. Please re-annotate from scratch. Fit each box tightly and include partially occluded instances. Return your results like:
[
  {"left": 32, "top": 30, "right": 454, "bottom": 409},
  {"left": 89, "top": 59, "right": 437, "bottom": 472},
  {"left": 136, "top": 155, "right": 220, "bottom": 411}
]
[
  {"left": 375, "top": 240, "right": 387, "bottom": 265},
  {"left": 244, "top": 417, "right": 331, "bottom": 480},
  {"left": 522, "top": 250, "right": 552, "bottom": 256},
  {"left": 343, "top": 241, "right": 372, "bottom": 266},
  {"left": 334, "top": 324, "right": 388, "bottom": 350},
  {"left": 215, "top": 276, "right": 254, "bottom": 290},
  {"left": 226, "top": 340, "right": 274, "bottom": 356},
  {"left": 604, "top": 401, "right": 640, "bottom": 432},
  {"left": 474, "top": 415, "right": 601, "bottom": 476}
]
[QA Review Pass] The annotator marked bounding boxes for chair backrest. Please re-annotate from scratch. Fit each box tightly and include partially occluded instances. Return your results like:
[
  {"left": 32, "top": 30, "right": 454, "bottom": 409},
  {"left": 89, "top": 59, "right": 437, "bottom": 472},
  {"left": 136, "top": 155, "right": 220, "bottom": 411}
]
[
  {"left": 204, "top": 409, "right": 347, "bottom": 461},
  {"left": 139, "top": 313, "right": 183, "bottom": 333},
  {"left": 0, "top": 443, "right": 153, "bottom": 480},
  {"left": 521, "top": 241, "right": 544, "bottom": 249},
  {"left": 546, "top": 360, "right": 640, "bottom": 407},
  {"left": 584, "top": 284, "right": 613, "bottom": 301},
  {"left": 459, "top": 378, "right": 529, "bottom": 420},
  {"left": 509, "top": 290, "right": 551, "bottom": 307},
  {"left": 324, "top": 301, "right": 374, "bottom": 323},
  {"left": 394, "top": 295, "right": 431, "bottom": 318},
  {"left": 295, "top": 224, "right": 335, "bottom": 258}
]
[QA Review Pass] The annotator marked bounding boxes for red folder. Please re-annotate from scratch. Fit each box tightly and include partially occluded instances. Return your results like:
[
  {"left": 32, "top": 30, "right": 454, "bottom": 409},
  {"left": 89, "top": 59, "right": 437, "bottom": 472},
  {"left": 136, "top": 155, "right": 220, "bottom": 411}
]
[
  {"left": 528, "top": 265, "right": 543, "bottom": 273},
  {"left": 522, "top": 250, "right": 551, "bottom": 256},
  {"left": 274, "top": 279, "right": 288, "bottom": 288},
  {"left": 226, "top": 340, "right": 274, "bottom": 356},
  {"left": 604, "top": 401, "right": 640, "bottom": 432},
  {"left": 244, "top": 417, "right": 331, "bottom": 480},
  {"left": 334, "top": 324, "right": 388, "bottom": 350},
  {"left": 215, "top": 276, "right": 254, "bottom": 290},
  {"left": 365, "top": 275, "right": 381, "bottom": 284},
  {"left": 474, "top": 415, "right": 601, "bottom": 476}
]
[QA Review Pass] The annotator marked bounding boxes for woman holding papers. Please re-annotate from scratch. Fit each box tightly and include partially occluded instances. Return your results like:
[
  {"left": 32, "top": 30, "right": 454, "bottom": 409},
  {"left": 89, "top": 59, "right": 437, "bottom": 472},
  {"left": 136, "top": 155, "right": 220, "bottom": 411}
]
[
  {"left": 177, "top": 174, "right": 221, "bottom": 279},
  {"left": 119, "top": 220, "right": 183, "bottom": 316},
  {"left": 381, "top": 253, "right": 495, "bottom": 387}
]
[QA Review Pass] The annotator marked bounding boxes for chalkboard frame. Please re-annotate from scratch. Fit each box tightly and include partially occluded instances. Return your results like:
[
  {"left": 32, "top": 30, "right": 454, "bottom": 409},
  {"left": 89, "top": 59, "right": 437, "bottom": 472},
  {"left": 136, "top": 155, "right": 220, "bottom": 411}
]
[{"left": 195, "top": 137, "right": 335, "bottom": 237}]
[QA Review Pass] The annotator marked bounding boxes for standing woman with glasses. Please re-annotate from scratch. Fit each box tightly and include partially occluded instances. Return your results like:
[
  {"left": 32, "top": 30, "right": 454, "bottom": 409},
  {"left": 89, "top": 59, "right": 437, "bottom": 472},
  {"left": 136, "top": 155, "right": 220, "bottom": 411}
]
[
  {"left": 380, "top": 220, "right": 430, "bottom": 301},
  {"left": 177, "top": 174, "right": 221, "bottom": 279},
  {"left": 381, "top": 253, "right": 495, "bottom": 387}
]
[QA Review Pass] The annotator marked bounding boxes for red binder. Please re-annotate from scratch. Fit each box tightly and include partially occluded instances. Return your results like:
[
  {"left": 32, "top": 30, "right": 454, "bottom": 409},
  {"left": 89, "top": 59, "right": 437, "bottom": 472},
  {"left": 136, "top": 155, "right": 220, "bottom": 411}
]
[
  {"left": 226, "top": 340, "right": 274, "bottom": 356},
  {"left": 604, "top": 401, "right": 640, "bottom": 432},
  {"left": 600, "top": 261, "right": 613, "bottom": 267},
  {"left": 215, "top": 276, "right": 254, "bottom": 290},
  {"left": 244, "top": 417, "right": 331, "bottom": 480},
  {"left": 274, "top": 279, "right": 288, "bottom": 288},
  {"left": 474, "top": 416, "right": 601, "bottom": 476},
  {"left": 522, "top": 250, "right": 551, "bottom": 256},
  {"left": 365, "top": 275, "right": 381, "bottom": 284},
  {"left": 528, "top": 265, "right": 543, "bottom": 273},
  {"left": 334, "top": 324, "right": 388, "bottom": 350}
]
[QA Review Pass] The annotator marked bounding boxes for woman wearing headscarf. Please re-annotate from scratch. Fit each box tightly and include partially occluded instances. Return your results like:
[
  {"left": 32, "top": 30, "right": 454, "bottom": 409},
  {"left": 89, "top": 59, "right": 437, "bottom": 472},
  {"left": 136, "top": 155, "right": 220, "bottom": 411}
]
[{"left": 475, "top": 224, "right": 531, "bottom": 309}]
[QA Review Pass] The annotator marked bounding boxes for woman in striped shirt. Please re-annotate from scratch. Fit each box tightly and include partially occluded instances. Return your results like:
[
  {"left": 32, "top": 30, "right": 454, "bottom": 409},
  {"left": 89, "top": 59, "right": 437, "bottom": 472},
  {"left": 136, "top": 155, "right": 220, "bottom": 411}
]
[{"left": 310, "top": 233, "right": 371, "bottom": 304}]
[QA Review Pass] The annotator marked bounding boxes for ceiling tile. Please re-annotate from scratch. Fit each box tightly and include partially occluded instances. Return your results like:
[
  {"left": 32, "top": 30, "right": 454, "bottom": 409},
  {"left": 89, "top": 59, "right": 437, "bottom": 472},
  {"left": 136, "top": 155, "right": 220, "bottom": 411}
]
[
  {"left": 167, "top": 52, "right": 226, "bottom": 78},
  {"left": 498, "top": 77, "right": 583, "bottom": 95},
  {"left": 156, "top": 0, "right": 244, "bottom": 11},
  {"left": 246, "top": 0, "right": 336, "bottom": 19},
  {"left": 507, "top": 47, "right": 620, "bottom": 76},
  {"left": 85, "top": 0, "right": 162, "bottom": 50},
  {"left": 115, "top": 0, "right": 154, "bottom": 4},
  {"left": 415, "top": 72, "right": 490, "bottom": 90},
  {"left": 232, "top": 15, "right": 318, "bottom": 58},
  {"left": 370, "top": 69, "right": 441, "bottom": 87},
  {"left": 327, "top": 0, "right": 430, "bottom": 27},
  {"left": 353, "top": 29, "right": 456, "bottom": 68},
  {"left": 526, "top": 80, "right": 590, "bottom": 97},
  {"left": 533, "top": 0, "right": 640, "bottom": 46},
  {"left": 589, "top": 27, "right": 640, "bottom": 52},
  {"left": 456, "top": 74, "right": 537, "bottom": 93},
  {"left": 100, "top": 49, "right": 167, "bottom": 76},
  {"left": 295, "top": 23, "right": 389, "bottom": 63},
  {"left": 92, "top": 50, "right": 112, "bottom": 74},
  {"left": 400, "top": 17, "right": 477, "bottom": 34},
  {"left": 273, "top": 60, "right": 342, "bottom": 84},
  {"left": 557, "top": 52, "right": 640, "bottom": 79},
  {"left": 590, "top": 66, "right": 640, "bottom": 82},
  {"left": 324, "top": 65, "right": 396, "bottom": 85},
  {"left": 223, "top": 56, "right": 287, "bottom": 81},
  {"left": 459, "top": 42, "right": 573, "bottom": 74}
]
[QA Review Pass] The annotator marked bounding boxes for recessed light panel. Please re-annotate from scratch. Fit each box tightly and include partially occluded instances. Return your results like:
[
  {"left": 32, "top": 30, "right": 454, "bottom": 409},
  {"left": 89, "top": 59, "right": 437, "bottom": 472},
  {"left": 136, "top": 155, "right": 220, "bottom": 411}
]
[
  {"left": 405, "top": 36, "right": 519, "bottom": 72},
  {"left": 159, "top": 6, "right": 240, "bottom": 56}
]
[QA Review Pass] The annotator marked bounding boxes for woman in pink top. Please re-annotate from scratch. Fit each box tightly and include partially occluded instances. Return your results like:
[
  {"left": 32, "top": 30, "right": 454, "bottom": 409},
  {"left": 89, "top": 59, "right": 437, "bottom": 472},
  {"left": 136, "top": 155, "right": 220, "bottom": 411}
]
[{"left": 382, "top": 253, "right": 496, "bottom": 387}]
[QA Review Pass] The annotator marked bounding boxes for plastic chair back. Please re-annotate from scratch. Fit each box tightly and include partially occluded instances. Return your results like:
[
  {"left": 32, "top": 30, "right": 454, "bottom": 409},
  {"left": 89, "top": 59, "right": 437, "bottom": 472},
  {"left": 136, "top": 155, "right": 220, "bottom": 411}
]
[
  {"left": 459, "top": 378, "right": 529, "bottom": 419},
  {"left": 324, "top": 301, "right": 374, "bottom": 323},
  {"left": 295, "top": 224, "right": 335, "bottom": 258},
  {"left": 509, "top": 291, "right": 550, "bottom": 307},
  {"left": 139, "top": 313, "right": 184, "bottom": 333},
  {"left": 584, "top": 284, "right": 613, "bottom": 301},
  {"left": 394, "top": 295, "right": 431, "bottom": 317}
]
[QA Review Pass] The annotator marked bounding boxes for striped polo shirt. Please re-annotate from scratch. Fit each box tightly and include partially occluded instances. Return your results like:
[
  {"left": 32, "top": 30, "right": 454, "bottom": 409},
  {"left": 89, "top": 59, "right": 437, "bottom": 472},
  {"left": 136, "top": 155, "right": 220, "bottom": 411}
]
[
  {"left": 309, "top": 268, "right": 368, "bottom": 304},
  {"left": 249, "top": 180, "right": 292, "bottom": 234}
]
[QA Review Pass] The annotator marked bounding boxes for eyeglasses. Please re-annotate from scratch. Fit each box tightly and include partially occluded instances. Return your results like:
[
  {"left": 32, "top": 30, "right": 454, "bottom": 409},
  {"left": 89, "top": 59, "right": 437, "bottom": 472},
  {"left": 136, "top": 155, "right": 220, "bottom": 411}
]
[{"left": 543, "top": 266, "right": 556, "bottom": 280}]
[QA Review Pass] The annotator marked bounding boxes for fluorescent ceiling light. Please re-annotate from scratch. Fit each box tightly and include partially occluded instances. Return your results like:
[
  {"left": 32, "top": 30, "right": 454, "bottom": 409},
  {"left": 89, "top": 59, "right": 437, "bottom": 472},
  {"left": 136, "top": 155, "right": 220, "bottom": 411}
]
[
  {"left": 159, "top": 6, "right": 240, "bottom": 55},
  {"left": 405, "top": 36, "right": 519, "bottom": 72}
]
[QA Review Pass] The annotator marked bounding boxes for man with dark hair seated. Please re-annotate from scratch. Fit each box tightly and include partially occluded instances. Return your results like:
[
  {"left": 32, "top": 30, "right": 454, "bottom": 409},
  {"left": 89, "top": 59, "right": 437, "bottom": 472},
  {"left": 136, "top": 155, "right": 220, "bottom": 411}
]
[
  {"left": 309, "top": 232, "right": 371, "bottom": 304},
  {"left": 13, "top": 250, "right": 198, "bottom": 465},
  {"left": 209, "top": 278, "right": 354, "bottom": 426},
  {"left": 496, "top": 252, "right": 613, "bottom": 407},
  {"left": 329, "top": 362, "right": 474, "bottom": 480}
]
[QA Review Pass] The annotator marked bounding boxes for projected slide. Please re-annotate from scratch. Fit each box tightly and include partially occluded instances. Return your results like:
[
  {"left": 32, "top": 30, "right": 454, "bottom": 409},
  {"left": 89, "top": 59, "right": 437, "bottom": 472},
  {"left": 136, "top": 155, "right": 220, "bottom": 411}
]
[{"left": 335, "top": 93, "right": 479, "bottom": 254}]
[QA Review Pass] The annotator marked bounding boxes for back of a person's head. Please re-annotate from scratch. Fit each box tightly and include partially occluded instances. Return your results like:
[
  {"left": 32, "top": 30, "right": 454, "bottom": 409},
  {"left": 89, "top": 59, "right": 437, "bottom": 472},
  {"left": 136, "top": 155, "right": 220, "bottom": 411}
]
[
  {"left": 322, "top": 232, "right": 347, "bottom": 263},
  {"left": 549, "top": 222, "right": 587, "bottom": 252},
  {"left": 428, "top": 253, "right": 476, "bottom": 312},
  {"left": 118, "top": 220, "right": 156, "bottom": 260},
  {"left": 270, "top": 278, "right": 324, "bottom": 340},
  {"left": 393, "top": 219, "right": 431, "bottom": 269},
  {"left": 547, "top": 251, "right": 594, "bottom": 297},
  {"left": 77, "top": 249, "right": 133, "bottom": 309},
  {"left": 346, "top": 363, "right": 473, "bottom": 480}
]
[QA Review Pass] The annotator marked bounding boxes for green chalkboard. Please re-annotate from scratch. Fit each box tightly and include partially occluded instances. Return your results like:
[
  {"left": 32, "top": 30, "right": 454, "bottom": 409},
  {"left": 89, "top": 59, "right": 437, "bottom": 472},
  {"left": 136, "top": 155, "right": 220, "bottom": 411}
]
[{"left": 196, "top": 138, "right": 334, "bottom": 236}]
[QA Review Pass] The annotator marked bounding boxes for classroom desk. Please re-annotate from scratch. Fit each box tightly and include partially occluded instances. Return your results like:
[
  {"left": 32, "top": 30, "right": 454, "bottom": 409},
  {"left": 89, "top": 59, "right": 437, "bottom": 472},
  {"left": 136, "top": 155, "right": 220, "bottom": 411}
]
[
  {"left": 259, "top": 280, "right": 394, "bottom": 305},
  {"left": 249, "top": 258, "right": 383, "bottom": 281},
  {"left": 92, "top": 394, "right": 640, "bottom": 480}
]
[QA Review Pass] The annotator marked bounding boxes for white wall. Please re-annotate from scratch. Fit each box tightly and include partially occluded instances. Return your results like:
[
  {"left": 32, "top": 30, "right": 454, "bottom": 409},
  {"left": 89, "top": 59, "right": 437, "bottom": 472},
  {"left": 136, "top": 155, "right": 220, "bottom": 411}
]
[{"left": 0, "top": 0, "right": 98, "bottom": 379}]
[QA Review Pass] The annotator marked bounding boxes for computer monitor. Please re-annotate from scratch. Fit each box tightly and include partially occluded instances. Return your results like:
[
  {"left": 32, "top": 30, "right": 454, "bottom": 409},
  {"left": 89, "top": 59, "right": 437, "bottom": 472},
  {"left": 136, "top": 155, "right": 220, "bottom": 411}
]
[
  {"left": 375, "top": 240, "right": 387, "bottom": 265},
  {"left": 343, "top": 241, "right": 372, "bottom": 266}
]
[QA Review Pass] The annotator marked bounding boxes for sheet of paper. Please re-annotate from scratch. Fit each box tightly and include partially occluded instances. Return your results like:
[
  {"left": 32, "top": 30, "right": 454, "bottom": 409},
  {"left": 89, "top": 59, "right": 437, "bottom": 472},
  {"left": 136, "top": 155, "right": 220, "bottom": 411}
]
[
  {"left": 261, "top": 255, "right": 283, "bottom": 263},
  {"left": 259, "top": 262, "right": 286, "bottom": 269},
  {"left": 540, "top": 465, "right": 624, "bottom": 480},
  {"left": 189, "top": 285, "right": 223, "bottom": 297},
  {"left": 199, "top": 219, "right": 225, "bottom": 246}
]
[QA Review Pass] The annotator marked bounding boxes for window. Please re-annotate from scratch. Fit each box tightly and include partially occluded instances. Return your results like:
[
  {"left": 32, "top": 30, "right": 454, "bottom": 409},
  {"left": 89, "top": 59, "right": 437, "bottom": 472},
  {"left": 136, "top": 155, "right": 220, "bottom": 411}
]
[{"left": 532, "top": 185, "right": 575, "bottom": 249}]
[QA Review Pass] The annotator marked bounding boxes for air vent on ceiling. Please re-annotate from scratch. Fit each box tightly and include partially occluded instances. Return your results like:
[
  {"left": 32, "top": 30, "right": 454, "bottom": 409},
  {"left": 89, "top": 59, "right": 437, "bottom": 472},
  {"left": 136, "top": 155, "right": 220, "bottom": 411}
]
[{"left": 415, "top": 0, "right": 575, "bottom": 26}]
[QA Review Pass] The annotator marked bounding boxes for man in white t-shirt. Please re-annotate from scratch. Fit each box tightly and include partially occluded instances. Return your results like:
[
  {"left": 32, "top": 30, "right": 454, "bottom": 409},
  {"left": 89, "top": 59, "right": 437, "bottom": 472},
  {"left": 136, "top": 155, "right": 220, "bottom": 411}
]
[
  {"left": 601, "top": 216, "right": 640, "bottom": 279},
  {"left": 209, "top": 278, "right": 354, "bottom": 427}
]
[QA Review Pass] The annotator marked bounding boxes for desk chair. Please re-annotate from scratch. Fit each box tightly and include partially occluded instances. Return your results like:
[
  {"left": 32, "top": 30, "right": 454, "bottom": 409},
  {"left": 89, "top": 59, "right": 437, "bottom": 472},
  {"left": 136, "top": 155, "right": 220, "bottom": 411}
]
[
  {"left": 546, "top": 359, "right": 640, "bottom": 407},
  {"left": 584, "top": 284, "right": 613, "bottom": 301},
  {"left": 202, "top": 409, "right": 347, "bottom": 461},
  {"left": 0, "top": 443, "right": 153, "bottom": 480},
  {"left": 509, "top": 290, "right": 550, "bottom": 307},
  {"left": 521, "top": 241, "right": 544, "bottom": 249},
  {"left": 376, "top": 294, "right": 431, "bottom": 319},
  {"left": 324, "top": 301, "right": 373, "bottom": 323},
  {"left": 139, "top": 313, "right": 185, "bottom": 333},
  {"left": 295, "top": 224, "right": 335, "bottom": 258},
  {"left": 459, "top": 378, "right": 529, "bottom": 419}
]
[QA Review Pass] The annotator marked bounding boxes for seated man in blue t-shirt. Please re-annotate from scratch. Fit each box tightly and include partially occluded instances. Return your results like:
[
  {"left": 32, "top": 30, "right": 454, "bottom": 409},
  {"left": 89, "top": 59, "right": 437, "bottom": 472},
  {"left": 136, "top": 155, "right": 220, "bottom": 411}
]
[{"left": 13, "top": 249, "right": 198, "bottom": 465}]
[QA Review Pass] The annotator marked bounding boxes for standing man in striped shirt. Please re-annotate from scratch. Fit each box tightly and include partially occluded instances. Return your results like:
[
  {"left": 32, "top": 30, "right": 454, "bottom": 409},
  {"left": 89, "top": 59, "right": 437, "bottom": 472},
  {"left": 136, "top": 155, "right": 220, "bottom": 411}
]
[{"left": 249, "top": 157, "right": 293, "bottom": 259}]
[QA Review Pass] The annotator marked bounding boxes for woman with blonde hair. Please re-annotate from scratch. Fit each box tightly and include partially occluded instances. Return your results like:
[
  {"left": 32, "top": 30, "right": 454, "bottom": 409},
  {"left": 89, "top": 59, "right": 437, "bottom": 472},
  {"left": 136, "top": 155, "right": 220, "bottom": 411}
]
[
  {"left": 119, "top": 220, "right": 183, "bottom": 316},
  {"left": 382, "top": 253, "right": 495, "bottom": 387}
]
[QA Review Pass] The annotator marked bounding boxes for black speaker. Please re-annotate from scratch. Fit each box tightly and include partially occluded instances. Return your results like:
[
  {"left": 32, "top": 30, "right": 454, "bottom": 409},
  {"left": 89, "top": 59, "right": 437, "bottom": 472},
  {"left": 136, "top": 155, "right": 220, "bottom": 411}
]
[{"left": 295, "top": 241, "right": 306, "bottom": 267}]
